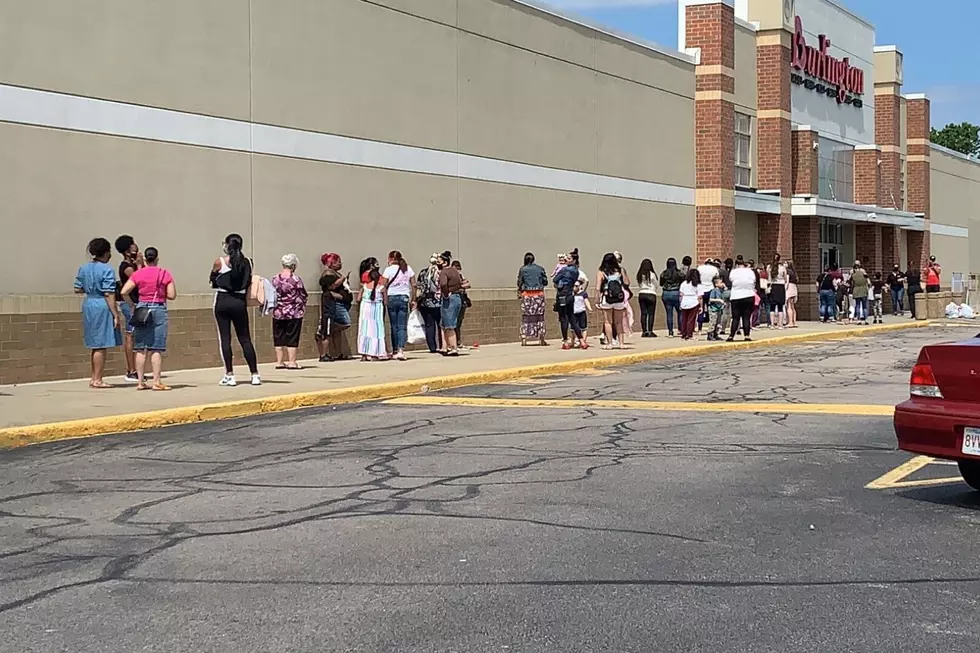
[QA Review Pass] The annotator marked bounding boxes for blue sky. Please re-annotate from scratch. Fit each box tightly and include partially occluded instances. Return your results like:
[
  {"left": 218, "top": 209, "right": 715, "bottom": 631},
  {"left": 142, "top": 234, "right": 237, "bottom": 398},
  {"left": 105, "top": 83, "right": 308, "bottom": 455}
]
[{"left": 543, "top": 0, "right": 979, "bottom": 128}]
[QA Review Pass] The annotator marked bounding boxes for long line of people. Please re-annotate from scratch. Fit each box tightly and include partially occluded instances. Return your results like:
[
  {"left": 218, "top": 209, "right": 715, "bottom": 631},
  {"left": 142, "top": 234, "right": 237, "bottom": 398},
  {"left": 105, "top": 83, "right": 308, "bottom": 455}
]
[
  {"left": 519, "top": 250, "right": 800, "bottom": 349},
  {"left": 73, "top": 232, "right": 939, "bottom": 390}
]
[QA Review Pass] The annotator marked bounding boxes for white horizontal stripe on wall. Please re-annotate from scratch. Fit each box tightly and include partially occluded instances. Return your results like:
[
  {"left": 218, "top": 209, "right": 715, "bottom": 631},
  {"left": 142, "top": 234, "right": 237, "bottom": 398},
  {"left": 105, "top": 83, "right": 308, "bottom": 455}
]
[
  {"left": 930, "top": 223, "right": 970, "bottom": 238},
  {"left": 0, "top": 83, "right": 695, "bottom": 207}
]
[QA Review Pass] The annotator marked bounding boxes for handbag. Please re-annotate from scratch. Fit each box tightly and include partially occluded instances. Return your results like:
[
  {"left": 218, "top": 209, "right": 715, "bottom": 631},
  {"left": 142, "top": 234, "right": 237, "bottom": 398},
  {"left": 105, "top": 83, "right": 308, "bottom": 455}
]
[
  {"left": 128, "top": 269, "right": 163, "bottom": 327},
  {"left": 129, "top": 305, "right": 152, "bottom": 327}
]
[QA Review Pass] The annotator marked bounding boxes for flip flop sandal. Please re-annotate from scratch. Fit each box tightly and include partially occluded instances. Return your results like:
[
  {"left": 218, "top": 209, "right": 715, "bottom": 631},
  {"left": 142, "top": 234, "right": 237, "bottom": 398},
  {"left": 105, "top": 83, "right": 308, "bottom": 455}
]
[
  {"left": 90, "top": 381, "right": 114, "bottom": 389},
  {"left": 152, "top": 384, "right": 171, "bottom": 391},
  {"left": 136, "top": 383, "right": 150, "bottom": 391}
]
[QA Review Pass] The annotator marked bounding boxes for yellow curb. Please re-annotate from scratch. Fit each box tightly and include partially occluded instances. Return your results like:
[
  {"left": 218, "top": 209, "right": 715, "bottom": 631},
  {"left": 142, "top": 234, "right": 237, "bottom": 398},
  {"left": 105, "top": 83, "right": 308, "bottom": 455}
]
[
  {"left": 386, "top": 396, "right": 896, "bottom": 416},
  {"left": 0, "top": 321, "right": 931, "bottom": 449}
]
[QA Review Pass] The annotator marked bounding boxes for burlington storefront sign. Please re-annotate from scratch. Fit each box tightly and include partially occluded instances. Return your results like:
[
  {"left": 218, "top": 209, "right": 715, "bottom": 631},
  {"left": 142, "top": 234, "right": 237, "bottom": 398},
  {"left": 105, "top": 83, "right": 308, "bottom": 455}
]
[{"left": 790, "top": 16, "right": 865, "bottom": 108}]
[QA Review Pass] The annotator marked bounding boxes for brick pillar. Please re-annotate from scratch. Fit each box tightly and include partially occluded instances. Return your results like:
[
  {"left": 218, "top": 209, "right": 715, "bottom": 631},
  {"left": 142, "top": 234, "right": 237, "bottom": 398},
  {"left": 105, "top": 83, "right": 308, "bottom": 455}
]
[
  {"left": 687, "top": 1, "right": 736, "bottom": 261},
  {"left": 881, "top": 226, "right": 900, "bottom": 268},
  {"left": 875, "top": 85, "right": 902, "bottom": 209},
  {"left": 792, "top": 216, "right": 820, "bottom": 320},
  {"left": 906, "top": 94, "right": 932, "bottom": 271},
  {"left": 791, "top": 128, "right": 819, "bottom": 195},
  {"left": 855, "top": 224, "right": 882, "bottom": 273},
  {"left": 756, "top": 27, "right": 793, "bottom": 264},
  {"left": 853, "top": 146, "right": 881, "bottom": 206}
]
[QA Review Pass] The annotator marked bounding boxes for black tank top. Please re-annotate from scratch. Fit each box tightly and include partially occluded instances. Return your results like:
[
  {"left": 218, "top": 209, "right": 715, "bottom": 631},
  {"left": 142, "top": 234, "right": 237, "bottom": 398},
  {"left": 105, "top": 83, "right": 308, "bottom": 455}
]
[{"left": 117, "top": 260, "right": 139, "bottom": 302}]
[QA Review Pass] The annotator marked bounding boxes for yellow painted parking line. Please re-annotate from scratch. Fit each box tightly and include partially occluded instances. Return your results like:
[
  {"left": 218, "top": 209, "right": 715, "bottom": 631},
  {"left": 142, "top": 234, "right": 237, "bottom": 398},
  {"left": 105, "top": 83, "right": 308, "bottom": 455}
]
[
  {"left": 386, "top": 396, "right": 895, "bottom": 416},
  {"left": 866, "top": 455, "right": 964, "bottom": 490}
]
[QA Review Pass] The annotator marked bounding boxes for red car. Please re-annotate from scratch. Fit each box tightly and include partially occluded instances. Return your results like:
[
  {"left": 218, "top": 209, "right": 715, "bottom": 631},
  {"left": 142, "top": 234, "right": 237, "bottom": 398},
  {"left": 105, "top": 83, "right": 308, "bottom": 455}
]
[{"left": 894, "top": 335, "right": 980, "bottom": 490}]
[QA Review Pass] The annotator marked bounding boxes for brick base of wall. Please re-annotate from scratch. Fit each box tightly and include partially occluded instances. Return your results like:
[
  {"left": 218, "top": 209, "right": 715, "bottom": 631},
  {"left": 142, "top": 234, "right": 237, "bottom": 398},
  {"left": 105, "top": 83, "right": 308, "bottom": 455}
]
[{"left": 0, "top": 296, "right": 673, "bottom": 385}]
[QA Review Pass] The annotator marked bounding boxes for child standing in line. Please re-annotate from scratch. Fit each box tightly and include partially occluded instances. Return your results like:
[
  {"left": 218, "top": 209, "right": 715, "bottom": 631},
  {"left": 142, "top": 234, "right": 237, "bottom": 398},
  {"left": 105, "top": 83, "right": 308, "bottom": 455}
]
[
  {"left": 707, "top": 276, "right": 729, "bottom": 341},
  {"left": 572, "top": 281, "right": 591, "bottom": 347},
  {"left": 837, "top": 274, "right": 853, "bottom": 325},
  {"left": 871, "top": 272, "right": 885, "bottom": 324}
]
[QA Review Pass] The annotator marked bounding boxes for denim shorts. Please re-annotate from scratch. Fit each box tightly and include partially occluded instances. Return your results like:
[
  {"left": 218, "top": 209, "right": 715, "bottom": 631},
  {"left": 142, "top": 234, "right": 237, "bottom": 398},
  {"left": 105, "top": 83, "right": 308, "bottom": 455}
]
[
  {"left": 133, "top": 303, "right": 168, "bottom": 351},
  {"left": 440, "top": 294, "right": 463, "bottom": 329},
  {"left": 119, "top": 302, "right": 136, "bottom": 335}
]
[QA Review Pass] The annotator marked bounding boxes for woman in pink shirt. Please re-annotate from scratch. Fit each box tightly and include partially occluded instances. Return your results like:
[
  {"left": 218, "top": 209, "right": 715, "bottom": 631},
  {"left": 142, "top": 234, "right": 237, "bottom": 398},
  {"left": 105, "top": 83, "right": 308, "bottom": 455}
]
[{"left": 119, "top": 247, "right": 176, "bottom": 391}]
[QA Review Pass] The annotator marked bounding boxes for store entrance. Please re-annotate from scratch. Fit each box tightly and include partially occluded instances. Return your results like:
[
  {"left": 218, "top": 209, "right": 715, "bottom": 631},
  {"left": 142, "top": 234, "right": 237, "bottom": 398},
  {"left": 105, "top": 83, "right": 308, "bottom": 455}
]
[{"left": 819, "top": 218, "right": 844, "bottom": 271}]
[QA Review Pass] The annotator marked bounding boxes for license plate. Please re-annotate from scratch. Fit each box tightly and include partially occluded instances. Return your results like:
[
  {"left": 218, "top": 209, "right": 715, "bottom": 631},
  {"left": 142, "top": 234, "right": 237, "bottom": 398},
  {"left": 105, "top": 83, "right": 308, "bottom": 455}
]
[{"left": 963, "top": 428, "right": 980, "bottom": 456}]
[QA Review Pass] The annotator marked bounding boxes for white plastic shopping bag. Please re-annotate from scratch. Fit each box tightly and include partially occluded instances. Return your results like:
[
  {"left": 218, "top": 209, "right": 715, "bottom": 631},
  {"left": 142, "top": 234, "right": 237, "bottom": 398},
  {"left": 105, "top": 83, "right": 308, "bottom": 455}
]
[{"left": 407, "top": 310, "right": 426, "bottom": 344}]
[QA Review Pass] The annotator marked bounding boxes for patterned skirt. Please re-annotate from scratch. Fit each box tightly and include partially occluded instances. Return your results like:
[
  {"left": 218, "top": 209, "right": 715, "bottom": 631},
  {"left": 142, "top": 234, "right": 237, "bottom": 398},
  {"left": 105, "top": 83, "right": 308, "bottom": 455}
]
[
  {"left": 357, "top": 296, "right": 387, "bottom": 358},
  {"left": 520, "top": 292, "right": 546, "bottom": 339}
]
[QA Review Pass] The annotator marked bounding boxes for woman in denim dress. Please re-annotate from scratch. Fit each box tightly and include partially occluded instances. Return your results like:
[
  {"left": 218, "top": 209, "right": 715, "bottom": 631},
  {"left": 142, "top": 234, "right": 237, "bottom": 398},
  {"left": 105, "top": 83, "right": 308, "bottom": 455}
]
[{"left": 74, "top": 238, "right": 122, "bottom": 388}]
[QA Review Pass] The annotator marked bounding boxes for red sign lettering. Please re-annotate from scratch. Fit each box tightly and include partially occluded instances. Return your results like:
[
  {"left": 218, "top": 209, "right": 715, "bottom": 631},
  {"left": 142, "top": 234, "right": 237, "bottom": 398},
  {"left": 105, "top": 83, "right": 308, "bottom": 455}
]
[{"left": 790, "top": 16, "right": 865, "bottom": 104}]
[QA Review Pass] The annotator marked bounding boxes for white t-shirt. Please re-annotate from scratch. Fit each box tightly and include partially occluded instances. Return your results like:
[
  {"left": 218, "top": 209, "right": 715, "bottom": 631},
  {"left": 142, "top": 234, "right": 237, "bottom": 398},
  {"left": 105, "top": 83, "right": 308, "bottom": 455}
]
[
  {"left": 382, "top": 264, "right": 415, "bottom": 297},
  {"left": 729, "top": 267, "right": 756, "bottom": 301},
  {"left": 573, "top": 292, "right": 588, "bottom": 314},
  {"left": 680, "top": 281, "right": 701, "bottom": 309},
  {"left": 696, "top": 264, "right": 719, "bottom": 294}
]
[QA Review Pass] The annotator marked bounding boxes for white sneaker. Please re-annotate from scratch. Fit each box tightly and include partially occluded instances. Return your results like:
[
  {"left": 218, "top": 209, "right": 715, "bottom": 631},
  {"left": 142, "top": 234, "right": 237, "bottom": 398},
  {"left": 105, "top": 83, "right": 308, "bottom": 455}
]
[
  {"left": 612, "top": 338, "right": 620, "bottom": 347},
  {"left": 251, "top": 374, "right": 262, "bottom": 386},
  {"left": 220, "top": 374, "right": 237, "bottom": 387}
]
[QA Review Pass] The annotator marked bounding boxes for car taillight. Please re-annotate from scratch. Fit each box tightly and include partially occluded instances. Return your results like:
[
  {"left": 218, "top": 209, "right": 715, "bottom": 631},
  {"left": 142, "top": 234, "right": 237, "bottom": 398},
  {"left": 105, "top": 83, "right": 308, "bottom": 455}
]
[{"left": 910, "top": 363, "right": 943, "bottom": 398}]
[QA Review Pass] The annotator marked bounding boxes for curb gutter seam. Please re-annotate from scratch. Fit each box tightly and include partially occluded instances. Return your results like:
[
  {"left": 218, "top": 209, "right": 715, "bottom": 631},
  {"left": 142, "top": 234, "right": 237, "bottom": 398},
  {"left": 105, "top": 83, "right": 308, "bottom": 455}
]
[{"left": 0, "top": 321, "right": 930, "bottom": 448}]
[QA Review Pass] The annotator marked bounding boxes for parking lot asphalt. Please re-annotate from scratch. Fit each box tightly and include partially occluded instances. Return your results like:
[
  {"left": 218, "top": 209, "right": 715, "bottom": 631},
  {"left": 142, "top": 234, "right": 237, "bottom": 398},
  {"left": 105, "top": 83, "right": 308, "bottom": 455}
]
[{"left": 2, "top": 326, "right": 979, "bottom": 652}]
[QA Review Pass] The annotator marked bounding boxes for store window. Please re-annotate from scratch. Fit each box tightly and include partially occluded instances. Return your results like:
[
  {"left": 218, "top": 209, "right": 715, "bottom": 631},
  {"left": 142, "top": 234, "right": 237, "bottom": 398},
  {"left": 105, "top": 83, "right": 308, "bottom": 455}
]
[
  {"left": 734, "top": 112, "right": 752, "bottom": 188},
  {"left": 900, "top": 157, "right": 907, "bottom": 209},
  {"left": 818, "top": 136, "right": 854, "bottom": 203}
]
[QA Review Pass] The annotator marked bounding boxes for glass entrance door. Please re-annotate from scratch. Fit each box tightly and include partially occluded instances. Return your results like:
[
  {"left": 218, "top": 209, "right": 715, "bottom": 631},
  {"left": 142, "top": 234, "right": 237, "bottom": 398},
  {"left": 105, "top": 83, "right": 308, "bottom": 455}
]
[{"left": 819, "top": 218, "right": 844, "bottom": 271}]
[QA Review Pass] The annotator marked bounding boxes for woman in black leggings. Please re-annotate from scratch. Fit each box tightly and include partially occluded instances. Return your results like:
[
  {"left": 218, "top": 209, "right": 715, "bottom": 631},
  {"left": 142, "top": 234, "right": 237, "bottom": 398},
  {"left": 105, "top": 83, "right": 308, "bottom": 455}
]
[
  {"left": 211, "top": 233, "right": 260, "bottom": 386},
  {"left": 726, "top": 259, "right": 756, "bottom": 342}
]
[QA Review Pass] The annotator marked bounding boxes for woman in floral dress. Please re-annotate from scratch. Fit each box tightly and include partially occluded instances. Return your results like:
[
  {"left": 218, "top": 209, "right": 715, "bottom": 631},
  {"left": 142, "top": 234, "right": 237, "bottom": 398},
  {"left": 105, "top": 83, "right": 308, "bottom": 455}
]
[{"left": 357, "top": 259, "right": 387, "bottom": 361}]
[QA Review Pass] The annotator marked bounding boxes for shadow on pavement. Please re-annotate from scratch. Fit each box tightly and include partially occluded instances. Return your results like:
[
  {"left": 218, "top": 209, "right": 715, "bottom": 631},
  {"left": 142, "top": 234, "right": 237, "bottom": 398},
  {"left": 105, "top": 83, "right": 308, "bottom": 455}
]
[{"left": 897, "top": 484, "right": 980, "bottom": 511}]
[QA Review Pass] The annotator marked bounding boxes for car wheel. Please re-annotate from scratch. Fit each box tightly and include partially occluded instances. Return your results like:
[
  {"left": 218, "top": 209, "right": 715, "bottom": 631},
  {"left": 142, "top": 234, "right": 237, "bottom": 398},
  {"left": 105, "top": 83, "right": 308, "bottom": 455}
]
[{"left": 958, "top": 461, "right": 980, "bottom": 491}]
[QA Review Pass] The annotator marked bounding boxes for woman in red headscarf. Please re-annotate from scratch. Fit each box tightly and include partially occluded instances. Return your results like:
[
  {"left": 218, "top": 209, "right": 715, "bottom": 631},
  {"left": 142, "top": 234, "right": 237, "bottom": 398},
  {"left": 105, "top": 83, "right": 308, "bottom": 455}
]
[{"left": 316, "top": 253, "right": 353, "bottom": 362}]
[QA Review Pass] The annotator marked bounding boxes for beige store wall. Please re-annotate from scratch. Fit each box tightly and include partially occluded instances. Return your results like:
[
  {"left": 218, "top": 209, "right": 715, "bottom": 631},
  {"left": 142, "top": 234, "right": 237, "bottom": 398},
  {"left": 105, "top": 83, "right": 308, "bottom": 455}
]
[
  {"left": 930, "top": 146, "right": 980, "bottom": 282},
  {"left": 0, "top": 0, "right": 697, "bottom": 300},
  {"left": 0, "top": 0, "right": 252, "bottom": 120}
]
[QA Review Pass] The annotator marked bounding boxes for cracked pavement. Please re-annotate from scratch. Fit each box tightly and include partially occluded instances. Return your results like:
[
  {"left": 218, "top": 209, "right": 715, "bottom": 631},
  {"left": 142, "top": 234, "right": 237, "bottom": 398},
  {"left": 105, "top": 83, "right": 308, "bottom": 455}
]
[{"left": 2, "top": 327, "right": 980, "bottom": 652}]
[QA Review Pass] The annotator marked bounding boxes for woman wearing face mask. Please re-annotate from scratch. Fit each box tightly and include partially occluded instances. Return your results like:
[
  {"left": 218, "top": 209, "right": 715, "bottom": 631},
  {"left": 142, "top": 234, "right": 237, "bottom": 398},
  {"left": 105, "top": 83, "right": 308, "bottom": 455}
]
[
  {"left": 211, "top": 233, "right": 261, "bottom": 386},
  {"left": 316, "top": 253, "right": 353, "bottom": 362},
  {"left": 416, "top": 253, "right": 444, "bottom": 353},
  {"left": 437, "top": 251, "right": 469, "bottom": 356},
  {"left": 357, "top": 257, "right": 387, "bottom": 361},
  {"left": 120, "top": 247, "right": 176, "bottom": 390}
]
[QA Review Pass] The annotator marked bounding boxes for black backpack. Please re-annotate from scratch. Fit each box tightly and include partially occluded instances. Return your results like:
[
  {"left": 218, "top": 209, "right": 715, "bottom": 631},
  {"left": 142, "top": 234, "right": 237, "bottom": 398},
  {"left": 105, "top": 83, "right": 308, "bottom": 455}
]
[{"left": 604, "top": 276, "right": 625, "bottom": 304}]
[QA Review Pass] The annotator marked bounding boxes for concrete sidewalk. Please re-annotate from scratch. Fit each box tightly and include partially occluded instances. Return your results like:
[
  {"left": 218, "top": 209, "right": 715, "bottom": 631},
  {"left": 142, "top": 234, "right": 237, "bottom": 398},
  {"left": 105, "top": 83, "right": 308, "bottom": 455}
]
[{"left": 0, "top": 319, "right": 928, "bottom": 446}]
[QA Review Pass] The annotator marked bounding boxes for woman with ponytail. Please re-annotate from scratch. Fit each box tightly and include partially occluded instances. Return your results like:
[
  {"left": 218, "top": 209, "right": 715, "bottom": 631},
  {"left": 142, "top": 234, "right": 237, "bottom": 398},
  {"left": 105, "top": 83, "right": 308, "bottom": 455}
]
[
  {"left": 357, "top": 258, "right": 387, "bottom": 361},
  {"left": 210, "top": 233, "right": 260, "bottom": 386},
  {"left": 382, "top": 250, "right": 415, "bottom": 360}
]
